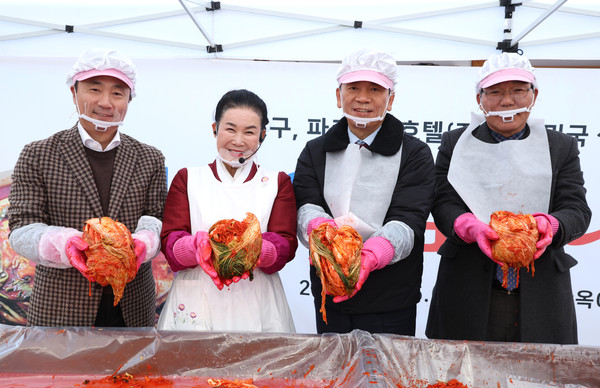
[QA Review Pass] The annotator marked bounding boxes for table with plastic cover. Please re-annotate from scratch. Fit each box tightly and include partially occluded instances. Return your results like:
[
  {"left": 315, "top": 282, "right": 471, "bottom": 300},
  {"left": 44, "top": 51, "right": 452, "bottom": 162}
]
[{"left": 0, "top": 325, "right": 598, "bottom": 387}]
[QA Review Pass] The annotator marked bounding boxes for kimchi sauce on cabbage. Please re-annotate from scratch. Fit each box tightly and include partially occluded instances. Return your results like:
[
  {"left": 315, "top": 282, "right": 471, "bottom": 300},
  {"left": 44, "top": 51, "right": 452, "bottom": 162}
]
[
  {"left": 208, "top": 212, "right": 262, "bottom": 281},
  {"left": 83, "top": 217, "right": 137, "bottom": 306},
  {"left": 489, "top": 211, "right": 539, "bottom": 289},
  {"left": 309, "top": 223, "right": 362, "bottom": 324}
]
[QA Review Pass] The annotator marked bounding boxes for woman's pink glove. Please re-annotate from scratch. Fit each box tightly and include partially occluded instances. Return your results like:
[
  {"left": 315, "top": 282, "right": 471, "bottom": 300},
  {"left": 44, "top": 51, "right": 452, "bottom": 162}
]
[
  {"left": 222, "top": 272, "right": 250, "bottom": 287},
  {"left": 133, "top": 239, "right": 147, "bottom": 271},
  {"left": 220, "top": 238, "right": 267, "bottom": 288},
  {"left": 532, "top": 213, "right": 559, "bottom": 259},
  {"left": 193, "top": 231, "right": 224, "bottom": 290},
  {"left": 220, "top": 238, "right": 272, "bottom": 287},
  {"left": 454, "top": 213, "right": 499, "bottom": 261},
  {"left": 333, "top": 236, "right": 394, "bottom": 303},
  {"left": 257, "top": 239, "right": 277, "bottom": 269},
  {"left": 66, "top": 236, "right": 96, "bottom": 282}
]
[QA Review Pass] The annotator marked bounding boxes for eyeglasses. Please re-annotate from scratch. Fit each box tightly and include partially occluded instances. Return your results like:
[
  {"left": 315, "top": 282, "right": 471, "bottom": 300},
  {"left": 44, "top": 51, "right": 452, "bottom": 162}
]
[{"left": 481, "top": 87, "right": 533, "bottom": 102}]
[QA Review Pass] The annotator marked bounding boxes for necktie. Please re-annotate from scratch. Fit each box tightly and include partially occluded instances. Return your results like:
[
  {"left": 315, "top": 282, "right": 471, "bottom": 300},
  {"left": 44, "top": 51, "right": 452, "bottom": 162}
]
[
  {"left": 355, "top": 139, "right": 367, "bottom": 148},
  {"left": 488, "top": 132, "right": 521, "bottom": 293},
  {"left": 496, "top": 264, "right": 518, "bottom": 292}
]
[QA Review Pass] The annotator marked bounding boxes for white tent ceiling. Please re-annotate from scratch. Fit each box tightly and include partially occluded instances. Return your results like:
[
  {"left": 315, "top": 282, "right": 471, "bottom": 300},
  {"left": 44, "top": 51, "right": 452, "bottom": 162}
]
[{"left": 1, "top": 0, "right": 599, "bottom": 66}]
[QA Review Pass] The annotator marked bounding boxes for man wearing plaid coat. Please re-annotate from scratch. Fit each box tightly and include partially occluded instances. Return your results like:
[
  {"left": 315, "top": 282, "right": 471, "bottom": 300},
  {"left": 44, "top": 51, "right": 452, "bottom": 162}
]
[{"left": 8, "top": 49, "right": 166, "bottom": 327}]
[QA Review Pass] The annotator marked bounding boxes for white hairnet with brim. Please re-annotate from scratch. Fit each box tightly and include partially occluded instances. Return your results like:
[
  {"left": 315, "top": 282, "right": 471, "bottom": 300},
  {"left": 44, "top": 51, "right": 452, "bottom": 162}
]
[
  {"left": 67, "top": 48, "right": 137, "bottom": 98},
  {"left": 476, "top": 52, "right": 537, "bottom": 92},
  {"left": 336, "top": 48, "right": 398, "bottom": 91}
]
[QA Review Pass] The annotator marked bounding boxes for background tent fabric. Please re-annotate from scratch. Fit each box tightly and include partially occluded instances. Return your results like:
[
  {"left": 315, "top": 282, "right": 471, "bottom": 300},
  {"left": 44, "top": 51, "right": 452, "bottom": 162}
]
[
  {"left": 1, "top": 0, "right": 600, "bottom": 64},
  {"left": 1, "top": 0, "right": 600, "bottom": 345}
]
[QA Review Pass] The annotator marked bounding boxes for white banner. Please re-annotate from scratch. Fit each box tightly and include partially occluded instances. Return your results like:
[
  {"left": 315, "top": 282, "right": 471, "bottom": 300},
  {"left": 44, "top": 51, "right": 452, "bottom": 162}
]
[{"left": 1, "top": 57, "right": 599, "bottom": 345}]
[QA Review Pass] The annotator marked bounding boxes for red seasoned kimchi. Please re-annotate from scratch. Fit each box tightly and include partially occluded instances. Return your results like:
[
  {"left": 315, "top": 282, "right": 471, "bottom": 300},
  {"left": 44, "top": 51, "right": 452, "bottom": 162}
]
[
  {"left": 490, "top": 211, "right": 539, "bottom": 289},
  {"left": 309, "top": 223, "right": 362, "bottom": 324},
  {"left": 208, "top": 212, "right": 262, "bottom": 281},
  {"left": 83, "top": 217, "right": 137, "bottom": 306}
]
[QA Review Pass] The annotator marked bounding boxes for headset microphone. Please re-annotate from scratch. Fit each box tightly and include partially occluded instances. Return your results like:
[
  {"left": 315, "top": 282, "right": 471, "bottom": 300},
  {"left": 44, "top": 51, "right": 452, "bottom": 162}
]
[{"left": 238, "top": 143, "right": 262, "bottom": 164}]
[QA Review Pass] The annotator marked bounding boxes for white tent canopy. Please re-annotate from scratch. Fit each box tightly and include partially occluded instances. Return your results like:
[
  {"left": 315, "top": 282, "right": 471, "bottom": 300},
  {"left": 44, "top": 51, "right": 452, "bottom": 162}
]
[{"left": 1, "top": 0, "right": 600, "bottom": 65}]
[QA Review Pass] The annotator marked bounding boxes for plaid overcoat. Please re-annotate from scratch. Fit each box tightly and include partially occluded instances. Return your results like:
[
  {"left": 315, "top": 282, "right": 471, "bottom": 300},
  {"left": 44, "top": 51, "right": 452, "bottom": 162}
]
[{"left": 8, "top": 125, "right": 167, "bottom": 327}]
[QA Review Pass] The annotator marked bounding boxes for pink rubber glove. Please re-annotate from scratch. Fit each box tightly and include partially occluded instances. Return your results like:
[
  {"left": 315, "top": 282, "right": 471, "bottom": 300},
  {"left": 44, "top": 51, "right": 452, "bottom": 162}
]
[
  {"left": 307, "top": 217, "right": 337, "bottom": 264},
  {"left": 221, "top": 239, "right": 273, "bottom": 286},
  {"left": 221, "top": 238, "right": 264, "bottom": 287},
  {"left": 38, "top": 226, "right": 82, "bottom": 267},
  {"left": 307, "top": 217, "right": 337, "bottom": 237},
  {"left": 194, "top": 231, "right": 224, "bottom": 290},
  {"left": 532, "top": 213, "right": 559, "bottom": 259},
  {"left": 333, "top": 236, "right": 394, "bottom": 303},
  {"left": 131, "top": 229, "right": 160, "bottom": 264},
  {"left": 257, "top": 239, "right": 277, "bottom": 269},
  {"left": 222, "top": 272, "right": 250, "bottom": 287},
  {"left": 172, "top": 233, "right": 201, "bottom": 268},
  {"left": 454, "top": 213, "right": 499, "bottom": 261},
  {"left": 223, "top": 238, "right": 277, "bottom": 285},
  {"left": 66, "top": 236, "right": 96, "bottom": 282},
  {"left": 133, "top": 239, "right": 147, "bottom": 271}
]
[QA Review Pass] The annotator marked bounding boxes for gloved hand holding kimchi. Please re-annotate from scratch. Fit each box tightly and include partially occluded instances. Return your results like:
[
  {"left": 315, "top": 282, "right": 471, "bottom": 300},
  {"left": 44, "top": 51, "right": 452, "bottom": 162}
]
[
  {"left": 67, "top": 217, "right": 138, "bottom": 306},
  {"left": 489, "top": 210, "right": 540, "bottom": 289},
  {"left": 309, "top": 222, "right": 362, "bottom": 324},
  {"left": 208, "top": 212, "right": 262, "bottom": 287}
]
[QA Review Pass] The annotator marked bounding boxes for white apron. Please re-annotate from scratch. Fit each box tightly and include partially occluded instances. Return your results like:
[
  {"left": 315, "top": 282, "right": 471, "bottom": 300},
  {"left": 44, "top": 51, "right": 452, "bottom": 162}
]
[
  {"left": 157, "top": 162, "right": 295, "bottom": 333},
  {"left": 448, "top": 113, "right": 552, "bottom": 223},
  {"left": 324, "top": 142, "right": 402, "bottom": 239}
]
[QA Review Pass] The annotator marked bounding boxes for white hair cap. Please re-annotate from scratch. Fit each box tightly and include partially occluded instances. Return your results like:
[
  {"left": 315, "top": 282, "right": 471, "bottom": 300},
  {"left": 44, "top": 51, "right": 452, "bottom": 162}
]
[
  {"left": 67, "top": 48, "right": 137, "bottom": 98},
  {"left": 476, "top": 52, "right": 537, "bottom": 92},
  {"left": 336, "top": 48, "right": 398, "bottom": 91}
]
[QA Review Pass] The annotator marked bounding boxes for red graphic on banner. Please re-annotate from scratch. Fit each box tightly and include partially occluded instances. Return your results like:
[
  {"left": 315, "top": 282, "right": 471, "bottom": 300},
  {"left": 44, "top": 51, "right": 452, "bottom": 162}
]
[
  {"left": 424, "top": 222, "right": 445, "bottom": 253},
  {"left": 568, "top": 230, "right": 600, "bottom": 245}
]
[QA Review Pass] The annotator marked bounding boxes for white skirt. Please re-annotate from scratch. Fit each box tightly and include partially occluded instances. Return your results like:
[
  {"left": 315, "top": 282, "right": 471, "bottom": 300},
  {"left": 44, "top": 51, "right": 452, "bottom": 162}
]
[{"left": 157, "top": 267, "right": 295, "bottom": 333}]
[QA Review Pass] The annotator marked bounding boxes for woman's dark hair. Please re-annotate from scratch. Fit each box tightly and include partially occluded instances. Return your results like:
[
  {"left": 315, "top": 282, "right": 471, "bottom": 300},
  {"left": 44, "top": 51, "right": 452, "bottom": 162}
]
[{"left": 214, "top": 89, "right": 269, "bottom": 134}]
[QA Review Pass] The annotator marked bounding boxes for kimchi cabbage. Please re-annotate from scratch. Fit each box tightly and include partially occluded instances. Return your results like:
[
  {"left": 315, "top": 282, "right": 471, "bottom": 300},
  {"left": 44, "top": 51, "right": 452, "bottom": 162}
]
[
  {"left": 309, "top": 223, "right": 362, "bottom": 324},
  {"left": 208, "top": 212, "right": 262, "bottom": 281},
  {"left": 490, "top": 211, "right": 539, "bottom": 289},
  {"left": 83, "top": 217, "right": 137, "bottom": 306}
]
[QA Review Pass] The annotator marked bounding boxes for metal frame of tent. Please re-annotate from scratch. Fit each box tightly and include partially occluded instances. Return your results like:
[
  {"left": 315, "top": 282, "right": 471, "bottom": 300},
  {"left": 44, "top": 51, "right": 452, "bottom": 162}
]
[{"left": 1, "top": 0, "right": 599, "bottom": 61}]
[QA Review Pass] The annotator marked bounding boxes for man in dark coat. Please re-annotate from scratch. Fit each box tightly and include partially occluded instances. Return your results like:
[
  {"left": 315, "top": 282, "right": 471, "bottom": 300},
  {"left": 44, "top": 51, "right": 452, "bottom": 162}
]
[
  {"left": 8, "top": 48, "right": 166, "bottom": 327},
  {"left": 293, "top": 48, "right": 434, "bottom": 335},
  {"left": 426, "top": 52, "right": 591, "bottom": 344}
]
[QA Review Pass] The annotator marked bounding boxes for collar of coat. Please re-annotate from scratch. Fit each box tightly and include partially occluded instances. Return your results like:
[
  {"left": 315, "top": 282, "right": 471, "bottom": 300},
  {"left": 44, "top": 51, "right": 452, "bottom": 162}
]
[{"left": 323, "top": 115, "right": 404, "bottom": 156}]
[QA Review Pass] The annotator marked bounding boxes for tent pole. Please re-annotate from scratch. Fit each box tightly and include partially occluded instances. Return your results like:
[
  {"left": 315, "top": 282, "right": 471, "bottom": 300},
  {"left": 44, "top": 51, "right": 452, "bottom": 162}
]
[
  {"left": 178, "top": 0, "right": 216, "bottom": 47},
  {"left": 511, "top": 0, "right": 568, "bottom": 46},
  {"left": 498, "top": 0, "right": 568, "bottom": 52},
  {"left": 497, "top": 0, "right": 520, "bottom": 53}
]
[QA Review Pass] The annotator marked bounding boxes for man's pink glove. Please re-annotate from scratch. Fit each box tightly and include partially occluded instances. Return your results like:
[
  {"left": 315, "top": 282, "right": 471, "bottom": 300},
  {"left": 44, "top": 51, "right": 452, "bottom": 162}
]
[
  {"left": 307, "top": 217, "right": 336, "bottom": 237},
  {"left": 333, "top": 236, "right": 394, "bottom": 303},
  {"left": 307, "top": 217, "right": 337, "bottom": 264},
  {"left": 133, "top": 239, "right": 147, "bottom": 271},
  {"left": 131, "top": 229, "right": 160, "bottom": 265},
  {"left": 532, "top": 213, "right": 559, "bottom": 259},
  {"left": 66, "top": 236, "right": 146, "bottom": 280},
  {"left": 454, "top": 213, "right": 499, "bottom": 261},
  {"left": 66, "top": 236, "right": 96, "bottom": 282}
]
